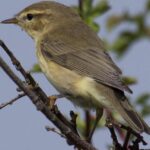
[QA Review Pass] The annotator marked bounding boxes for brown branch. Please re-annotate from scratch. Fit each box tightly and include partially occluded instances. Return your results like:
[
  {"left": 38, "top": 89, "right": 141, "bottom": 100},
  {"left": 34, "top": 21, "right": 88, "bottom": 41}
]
[
  {"left": 84, "top": 110, "right": 91, "bottom": 140},
  {"left": 0, "top": 40, "right": 97, "bottom": 150},
  {"left": 0, "top": 93, "right": 25, "bottom": 109},
  {"left": 118, "top": 124, "right": 147, "bottom": 146},
  {"left": 123, "top": 128, "right": 131, "bottom": 149},
  {"left": 106, "top": 118, "right": 122, "bottom": 149},
  {"left": 78, "top": 0, "right": 84, "bottom": 18},
  {"left": 70, "top": 111, "right": 79, "bottom": 136},
  {"left": 0, "top": 40, "right": 75, "bottom": 132},
  {"left": 106, "top": 118, "right": 147, "bottom": 150}
]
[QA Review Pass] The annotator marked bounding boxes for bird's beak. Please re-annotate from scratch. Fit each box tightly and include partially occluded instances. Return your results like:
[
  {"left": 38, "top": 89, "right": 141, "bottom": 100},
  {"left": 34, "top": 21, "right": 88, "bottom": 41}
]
[{"left": 1, "top": 17, "right": 18, "bottom": 24}]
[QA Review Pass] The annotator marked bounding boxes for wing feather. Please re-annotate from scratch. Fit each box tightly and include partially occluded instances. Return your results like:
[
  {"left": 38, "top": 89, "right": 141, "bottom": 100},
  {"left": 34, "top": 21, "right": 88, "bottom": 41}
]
[{"left": 40, "top": 25, "right": 132, "bottom": 93}]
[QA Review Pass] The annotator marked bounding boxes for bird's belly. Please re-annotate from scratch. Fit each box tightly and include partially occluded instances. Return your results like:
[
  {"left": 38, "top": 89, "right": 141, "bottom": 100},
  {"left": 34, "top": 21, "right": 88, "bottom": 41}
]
[
  {"left": 36, "top": 50, "right": 112, "bottom": 109},
  {"left": 37, "top": 54, "right": 81, "bottom": 93}
]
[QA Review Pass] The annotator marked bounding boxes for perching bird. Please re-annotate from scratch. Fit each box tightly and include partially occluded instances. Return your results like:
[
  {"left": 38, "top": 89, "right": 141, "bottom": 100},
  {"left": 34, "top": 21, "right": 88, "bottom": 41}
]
[{"left": 1, "top": 1, "right": 150, "bottom": 137}]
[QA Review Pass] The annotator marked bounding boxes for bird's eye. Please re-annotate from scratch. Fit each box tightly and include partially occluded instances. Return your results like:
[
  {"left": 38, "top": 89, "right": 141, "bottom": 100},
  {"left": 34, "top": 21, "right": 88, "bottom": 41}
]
[{"left": 26, "top": 14, "right": 33, "bottom": 21}]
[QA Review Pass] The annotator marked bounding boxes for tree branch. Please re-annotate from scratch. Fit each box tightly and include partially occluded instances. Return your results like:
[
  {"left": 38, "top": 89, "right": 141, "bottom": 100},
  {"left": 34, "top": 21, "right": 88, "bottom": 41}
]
[
  {"left": 106, "top": 118, "right": 122, "bottom": 149},
  {"left": 0, "top": 40, "right": 77, "bottom": 132},
  {"left": 78, "top": 0, "right": 84, "bottom": 18},
  {"left": 106, "top": 118, "right": 147, "bottom": 150},
  {"left": 0, "top": 40, "right": 97, "bottom": 150}
]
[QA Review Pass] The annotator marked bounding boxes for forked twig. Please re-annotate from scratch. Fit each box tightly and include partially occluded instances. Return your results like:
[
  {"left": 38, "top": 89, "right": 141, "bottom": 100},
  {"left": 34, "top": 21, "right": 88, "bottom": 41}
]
[
  {"left": 0, "top": 93, "right": 25, "bottom": 109},
  {"left": 117, "top": 124, "right": 147, "bottom": 146},
  {"left": 106, "top": 118, "right": 147, "bottom": 150}
]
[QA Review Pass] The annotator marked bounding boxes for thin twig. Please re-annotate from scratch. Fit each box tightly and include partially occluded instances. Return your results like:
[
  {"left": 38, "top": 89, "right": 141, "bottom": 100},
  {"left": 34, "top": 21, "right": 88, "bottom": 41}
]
[
  {"left": 0, "top": 93, "right": 25, "bottom": 109},
  {"left": 85, "top": 110, "right": 91, "bottom": 140},
  {"left": 117, "top": 124, "right": 147, "bottom": 146},
  {"left": 123, "top": 128, "right": 131, "bottom": 149},
  {"left": 106, "top": 119, "right": 148, "bottom": 149},
  {"left": 45, "top": 126, "right": 66, "bottom": 138},
  {"left": 70, "top": 111, "right": 79, "bottom": 136},
  {"left": 53, "top": 106, "right": 79, "bottom": 135},
  {"left": 78, "top": 0, "right": 84, "bottom": 18},
  {"left": 105, "top": 118, "right": 122, "bottom": 149}
]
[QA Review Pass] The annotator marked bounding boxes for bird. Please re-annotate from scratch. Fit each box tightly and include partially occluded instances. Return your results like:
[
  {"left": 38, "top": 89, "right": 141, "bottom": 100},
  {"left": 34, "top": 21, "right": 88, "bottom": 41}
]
[{"left": 1, "top": 1, "right": 150, "bottom": 138}]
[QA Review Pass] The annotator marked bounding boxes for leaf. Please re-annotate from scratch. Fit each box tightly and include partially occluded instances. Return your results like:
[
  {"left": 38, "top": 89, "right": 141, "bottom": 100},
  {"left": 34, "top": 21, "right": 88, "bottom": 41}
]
[
  {"left": 122, "top": 76, "right": 137, "bottom": 86},
  {"left": 141, "top": 105, "right": 150, "bottom": 117},
  {"left": 136, "top": 93, "right": 150, "bottom": 117},
  {"left": 136, "top": 93, "right": 150, "bottom": 105},
  {"left": 91, "top": 1, "right": 110, "bottom": 17},
  {"left": 85, "top": 19, "right": 100, "bottom": 32},
  {"left": 106, "top": 13, "right": 145, "bottom": 32},
  {"left": 30, "top": 64, "right": 41, "bottom": 73},
  {"left": 111, "top": 31, "right": 139, "bottom": 57},
  {"left": 83, "top": 0, "right": 93, "bottom": 14},
  {"left": 106, "top": 15, "right": 127, "bottom": 31},
  {"left": 77, "top": 0, "right": 93, "bottom": 19},
  {"left": 146, "top": 0, "right": 150, "bottom": 11}
]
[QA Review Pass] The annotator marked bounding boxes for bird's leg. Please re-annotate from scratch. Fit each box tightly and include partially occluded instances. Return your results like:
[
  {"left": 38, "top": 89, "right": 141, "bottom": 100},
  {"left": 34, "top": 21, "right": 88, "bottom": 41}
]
[
  {"left": 27, "top": 83, "right": 64, "bottom": 109},
  {"left": 87, "top": 108, "right": 103, "bottom": 142},
  {"left": 47, "top": 94, "right": 64, "bottom": 109}
]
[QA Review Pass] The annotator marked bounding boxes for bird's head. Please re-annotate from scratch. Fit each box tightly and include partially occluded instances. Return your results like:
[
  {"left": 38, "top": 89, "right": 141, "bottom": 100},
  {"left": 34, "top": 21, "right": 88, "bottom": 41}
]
[{"left": 1, "top": 1, "right": 80, "bottom": 40}]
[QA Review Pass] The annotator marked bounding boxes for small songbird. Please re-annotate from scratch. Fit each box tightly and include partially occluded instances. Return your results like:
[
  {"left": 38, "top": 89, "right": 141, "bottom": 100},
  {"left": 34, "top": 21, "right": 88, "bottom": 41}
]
[{"left": 1, "top": 1, "right": 150, "bottom": 136}]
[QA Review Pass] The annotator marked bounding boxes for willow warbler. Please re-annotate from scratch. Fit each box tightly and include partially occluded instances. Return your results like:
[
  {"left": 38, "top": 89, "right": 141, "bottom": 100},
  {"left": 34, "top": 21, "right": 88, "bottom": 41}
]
[{"left": 1, "top": 1, "right": 150, "bottom": 135}]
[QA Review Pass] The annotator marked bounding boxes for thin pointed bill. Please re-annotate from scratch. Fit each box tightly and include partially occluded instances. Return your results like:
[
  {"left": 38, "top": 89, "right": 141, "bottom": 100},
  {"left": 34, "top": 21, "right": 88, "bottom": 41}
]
[{"left": 1, "top": 18, "right": 18, "bottom": 24}]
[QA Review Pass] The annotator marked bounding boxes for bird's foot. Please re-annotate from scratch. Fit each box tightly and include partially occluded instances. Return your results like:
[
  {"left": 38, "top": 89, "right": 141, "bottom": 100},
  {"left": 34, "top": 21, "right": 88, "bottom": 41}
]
[
  {"left": 48, "top": 95, "right": 57, "bottom": 109},
  {"left": 47, "top": 94, "right": 64, "bottom": 109}
]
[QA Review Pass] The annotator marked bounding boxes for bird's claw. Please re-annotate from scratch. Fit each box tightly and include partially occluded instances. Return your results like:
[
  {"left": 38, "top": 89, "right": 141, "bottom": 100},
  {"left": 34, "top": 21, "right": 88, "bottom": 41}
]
[
  {"left": 47, "top": 94, "right": 64, "bottom": 109},
  {"left": 48, "top": 95, "right": 58, "bottom": 109}
]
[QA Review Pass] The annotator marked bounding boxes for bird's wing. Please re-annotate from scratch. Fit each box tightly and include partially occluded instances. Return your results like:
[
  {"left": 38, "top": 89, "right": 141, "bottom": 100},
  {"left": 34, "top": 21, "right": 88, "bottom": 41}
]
[{"left": 40, "top": 29, "right": 132, "bottom": 93}]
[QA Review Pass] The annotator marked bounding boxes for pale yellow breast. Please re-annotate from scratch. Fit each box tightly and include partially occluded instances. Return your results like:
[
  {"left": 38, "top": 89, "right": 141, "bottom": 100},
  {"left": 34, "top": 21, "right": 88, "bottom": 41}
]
[{"left": 36, "top": 47, "right": 81, "bottom": 93}]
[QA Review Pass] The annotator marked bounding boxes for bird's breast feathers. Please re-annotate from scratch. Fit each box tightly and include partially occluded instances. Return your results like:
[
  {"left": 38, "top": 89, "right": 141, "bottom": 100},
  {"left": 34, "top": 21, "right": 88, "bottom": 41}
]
[{"left": 36, "top": 48, "right": 112, "bottom": 108}]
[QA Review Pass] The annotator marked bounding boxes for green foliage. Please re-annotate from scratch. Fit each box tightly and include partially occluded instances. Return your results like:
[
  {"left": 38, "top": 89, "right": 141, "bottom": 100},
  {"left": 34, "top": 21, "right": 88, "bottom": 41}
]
[
  {"left": 136, "top": 94, "right": 150, "bottom": 117},
  {"left": 136, "top": 94, "right": 150, "bottom": 105},
  {"left": 30, "top": 63, "right": 41, "bottom": 73},
  {"left": 78, "top": 0, "right": 110, "bottom": 32},
  {"left": 111, "top": 31, "right": 138, "bottom": 56},
  {"left": 146, "top": 0, "right": 150, "bottom": 11},
  {"left": 122, "top": 76, "right": 137, "bottom": 86},
  {"left": 90, "top": 1, "right": 110, "bottom": 18},
  {"left": 106, "top": 3, "right": 150, "bottom": 57},
  {"left": 104, "top": 0, "right": 150, "bottom": 123},
  {"left": 77, "top": 112, "right": 105, "bottom": 136},
  {"left": 105, "top": 0, "right": 150, "bottom": 120}
]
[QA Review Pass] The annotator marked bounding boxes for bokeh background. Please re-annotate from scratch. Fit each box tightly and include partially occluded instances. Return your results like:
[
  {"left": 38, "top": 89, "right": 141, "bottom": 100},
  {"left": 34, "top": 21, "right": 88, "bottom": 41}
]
[{"left": 0, "top": 0, "right": 150, "bottom": 149}]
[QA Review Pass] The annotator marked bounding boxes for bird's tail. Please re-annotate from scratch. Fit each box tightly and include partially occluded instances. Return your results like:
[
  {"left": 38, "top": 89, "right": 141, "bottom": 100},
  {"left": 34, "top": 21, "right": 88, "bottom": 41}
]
[{"left": 112, "top": 92, "right": 150, "bottom": 134}]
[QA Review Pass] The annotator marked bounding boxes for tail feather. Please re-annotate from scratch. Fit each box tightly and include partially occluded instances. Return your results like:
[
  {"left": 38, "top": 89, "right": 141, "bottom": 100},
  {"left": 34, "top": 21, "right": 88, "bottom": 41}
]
[
  {"left": 112, "top": 92, "right": 150, "bottom": 134},
  {"left": 120, "top": 103, "right": 150, "bottom": 134}
]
